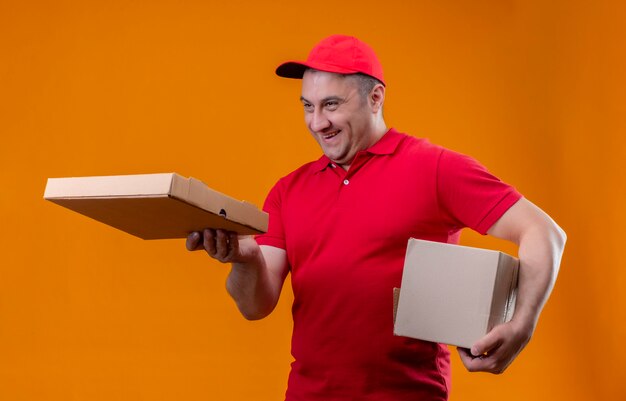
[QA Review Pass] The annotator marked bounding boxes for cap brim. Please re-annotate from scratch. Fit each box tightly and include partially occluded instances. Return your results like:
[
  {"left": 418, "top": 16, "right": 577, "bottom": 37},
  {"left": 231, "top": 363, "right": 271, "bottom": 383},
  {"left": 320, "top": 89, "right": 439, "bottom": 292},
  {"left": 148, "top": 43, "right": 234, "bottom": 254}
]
[{"left": 275, "top": 61, "right": 309, "bottom": 79}]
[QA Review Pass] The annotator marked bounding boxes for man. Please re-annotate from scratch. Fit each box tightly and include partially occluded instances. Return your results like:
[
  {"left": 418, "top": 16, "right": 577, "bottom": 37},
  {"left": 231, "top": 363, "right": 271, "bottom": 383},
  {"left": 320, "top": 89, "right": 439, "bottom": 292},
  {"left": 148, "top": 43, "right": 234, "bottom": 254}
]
[{"left": 187, "top": 35, "right": 566, "bottom": 400}]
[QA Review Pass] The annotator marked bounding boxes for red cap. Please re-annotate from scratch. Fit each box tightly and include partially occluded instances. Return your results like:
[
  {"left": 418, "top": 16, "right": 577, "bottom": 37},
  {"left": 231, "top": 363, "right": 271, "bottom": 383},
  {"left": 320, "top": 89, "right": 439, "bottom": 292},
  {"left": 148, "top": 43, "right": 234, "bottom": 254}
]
[{"left": 276, "top": 35, "right": 385, "bottom": 85}]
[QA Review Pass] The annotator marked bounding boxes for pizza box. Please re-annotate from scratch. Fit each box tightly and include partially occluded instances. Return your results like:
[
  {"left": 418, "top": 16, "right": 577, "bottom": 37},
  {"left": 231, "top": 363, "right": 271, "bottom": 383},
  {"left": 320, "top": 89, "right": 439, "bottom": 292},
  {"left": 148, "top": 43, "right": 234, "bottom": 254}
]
[{"left": 44, "top": 173, "right": 268, "bottom": 239}]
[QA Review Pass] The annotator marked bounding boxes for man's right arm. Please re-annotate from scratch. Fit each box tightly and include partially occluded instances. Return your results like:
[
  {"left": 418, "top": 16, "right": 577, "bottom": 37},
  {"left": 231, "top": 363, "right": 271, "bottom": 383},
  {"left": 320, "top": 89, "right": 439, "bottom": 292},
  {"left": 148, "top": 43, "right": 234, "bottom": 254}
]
[{"left": 186, "top": 229, "right": 289, "bottom": 320}]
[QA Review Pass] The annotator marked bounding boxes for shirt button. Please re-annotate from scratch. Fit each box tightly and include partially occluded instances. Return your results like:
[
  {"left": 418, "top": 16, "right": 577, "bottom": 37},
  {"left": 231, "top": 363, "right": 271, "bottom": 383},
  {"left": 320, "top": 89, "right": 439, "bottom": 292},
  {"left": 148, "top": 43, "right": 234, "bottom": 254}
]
[{"left": 343, "top": 179, "right": 350, "bottom": 185}]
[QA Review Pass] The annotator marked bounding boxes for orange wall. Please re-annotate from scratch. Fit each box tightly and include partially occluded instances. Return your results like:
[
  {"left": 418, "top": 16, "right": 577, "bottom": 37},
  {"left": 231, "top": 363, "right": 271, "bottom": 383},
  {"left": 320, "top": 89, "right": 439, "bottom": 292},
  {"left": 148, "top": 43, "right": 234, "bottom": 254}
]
[{"left": 1, "top": 1, "right": 625, "bottom": 400}]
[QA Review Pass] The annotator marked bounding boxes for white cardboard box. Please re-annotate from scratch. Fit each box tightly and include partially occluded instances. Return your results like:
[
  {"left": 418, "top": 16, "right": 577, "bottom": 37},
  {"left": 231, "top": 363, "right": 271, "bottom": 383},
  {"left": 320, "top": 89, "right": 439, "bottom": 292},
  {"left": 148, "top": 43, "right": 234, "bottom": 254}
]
[
  {"left": 393, "top": 239, "right": 519, "bottom": 349},
  {"left": 44, "top": 173, "right": 268, "bottom": 239}
]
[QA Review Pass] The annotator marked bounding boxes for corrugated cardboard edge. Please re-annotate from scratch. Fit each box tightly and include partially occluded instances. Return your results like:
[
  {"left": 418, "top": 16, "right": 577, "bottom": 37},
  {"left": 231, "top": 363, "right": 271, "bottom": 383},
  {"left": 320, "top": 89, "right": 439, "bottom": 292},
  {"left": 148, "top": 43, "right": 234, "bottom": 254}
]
[
  {"left": 169, "top": 173, "right": 191, "bottom": 201},
  {"left": 393, "top": 287, "right": 400, "bottom": 324},
  {"left": 392, "top": 238, "right": 415, "bottom": 337},
  {"left": 487, "top": 252, "right": 520, "bottom": 332},
  {"left": 44, "top": 173, "right": 177, "bottom": 198},
  {"left": 504, "top": 258, "right": 519, "bottom": 322}
]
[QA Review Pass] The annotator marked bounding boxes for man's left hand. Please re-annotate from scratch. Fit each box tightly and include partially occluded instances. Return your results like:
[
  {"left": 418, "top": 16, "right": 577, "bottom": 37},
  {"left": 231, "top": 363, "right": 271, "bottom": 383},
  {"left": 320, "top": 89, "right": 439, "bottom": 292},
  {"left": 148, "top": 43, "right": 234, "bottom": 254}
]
[{"left": 457, "top": 319, "right": 533, "bottom": 374}]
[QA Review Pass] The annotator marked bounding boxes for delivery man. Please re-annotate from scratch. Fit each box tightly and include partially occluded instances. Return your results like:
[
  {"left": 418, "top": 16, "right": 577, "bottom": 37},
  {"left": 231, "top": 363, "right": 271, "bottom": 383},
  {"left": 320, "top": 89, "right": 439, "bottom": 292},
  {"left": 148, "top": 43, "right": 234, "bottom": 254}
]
[{"left": 186, "top": 35, "right": 566, "bottom": 400}]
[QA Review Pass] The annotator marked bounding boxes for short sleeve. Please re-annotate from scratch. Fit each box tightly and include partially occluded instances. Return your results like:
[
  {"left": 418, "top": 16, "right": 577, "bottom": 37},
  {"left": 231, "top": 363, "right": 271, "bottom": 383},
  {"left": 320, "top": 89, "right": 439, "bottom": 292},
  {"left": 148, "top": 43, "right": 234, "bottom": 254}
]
[
  {"left": 255, "top": 179, "right": 287, "bottom": 249},
  {"left": 437, "top": 149, "right": 522, "bottom": 235}
]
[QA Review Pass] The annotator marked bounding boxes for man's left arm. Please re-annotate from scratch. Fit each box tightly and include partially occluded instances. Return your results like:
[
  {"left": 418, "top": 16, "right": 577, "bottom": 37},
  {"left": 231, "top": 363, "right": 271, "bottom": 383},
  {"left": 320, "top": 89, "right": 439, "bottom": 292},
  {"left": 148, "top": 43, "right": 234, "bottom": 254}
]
[{"left": 457, "top": 197, "right": 567, "bottom": 374}]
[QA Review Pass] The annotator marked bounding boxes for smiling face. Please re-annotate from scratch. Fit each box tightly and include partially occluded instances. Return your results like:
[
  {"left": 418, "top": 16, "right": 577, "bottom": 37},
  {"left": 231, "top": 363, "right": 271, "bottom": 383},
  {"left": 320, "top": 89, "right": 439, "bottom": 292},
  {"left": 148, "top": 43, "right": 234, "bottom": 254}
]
[{"left": 300, "top": 70, "right": 385, "bottom": 170}]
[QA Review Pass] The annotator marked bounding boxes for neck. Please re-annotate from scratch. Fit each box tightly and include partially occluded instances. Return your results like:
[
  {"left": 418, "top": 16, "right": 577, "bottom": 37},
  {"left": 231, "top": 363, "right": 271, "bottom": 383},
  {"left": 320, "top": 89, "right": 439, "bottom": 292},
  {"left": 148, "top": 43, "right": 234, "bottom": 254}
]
[
  {"left": 368, "top": 117, "right": 388, "bottom": 147},
  {"left": 339, "top": 120, "right": 389, "bottom": 171}
]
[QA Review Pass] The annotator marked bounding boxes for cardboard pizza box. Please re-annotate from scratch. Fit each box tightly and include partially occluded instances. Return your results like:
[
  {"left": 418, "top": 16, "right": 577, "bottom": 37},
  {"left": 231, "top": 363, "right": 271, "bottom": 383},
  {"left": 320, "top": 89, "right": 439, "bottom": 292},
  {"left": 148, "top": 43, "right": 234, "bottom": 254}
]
[{"left": 44, "top": 173, "right": 268, "bottom": 239}]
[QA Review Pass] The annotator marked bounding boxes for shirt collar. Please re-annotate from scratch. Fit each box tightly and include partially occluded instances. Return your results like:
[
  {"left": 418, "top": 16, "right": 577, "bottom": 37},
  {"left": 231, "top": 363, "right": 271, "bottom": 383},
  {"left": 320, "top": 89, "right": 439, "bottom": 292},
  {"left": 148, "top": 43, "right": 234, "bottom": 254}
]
[
  {"left": 365, "top": 128, "right": 403, "bottom": 155},
  {"left": 312, "top": 128, "right": 404, "bottom": 172}
]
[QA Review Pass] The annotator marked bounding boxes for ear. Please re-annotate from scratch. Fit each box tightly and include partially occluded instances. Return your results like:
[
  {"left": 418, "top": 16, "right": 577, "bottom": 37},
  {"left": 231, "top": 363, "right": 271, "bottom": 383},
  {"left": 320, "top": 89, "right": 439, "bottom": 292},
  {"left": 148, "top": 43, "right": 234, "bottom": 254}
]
[{"left": 370, "top": 84, "right": 385, "bottom": 113}]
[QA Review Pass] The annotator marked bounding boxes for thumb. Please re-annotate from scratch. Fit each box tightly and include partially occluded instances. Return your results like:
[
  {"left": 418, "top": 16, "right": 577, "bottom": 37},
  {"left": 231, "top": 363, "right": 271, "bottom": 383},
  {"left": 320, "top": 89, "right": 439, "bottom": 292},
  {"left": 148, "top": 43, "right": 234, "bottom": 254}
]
[
  {"left": 471, "top": 327, "right": 503, "bottom": 357},
  {"left": 186, "top": 231, "right": 202, "bottom": 251}
]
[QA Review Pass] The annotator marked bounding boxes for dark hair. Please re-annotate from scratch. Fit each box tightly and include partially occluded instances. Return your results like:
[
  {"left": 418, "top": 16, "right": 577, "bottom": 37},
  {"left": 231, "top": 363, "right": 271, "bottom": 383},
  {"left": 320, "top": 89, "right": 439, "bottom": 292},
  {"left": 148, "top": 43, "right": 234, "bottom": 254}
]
[{"left": 344, "top": 73, "right": 384, "bottom": 100}]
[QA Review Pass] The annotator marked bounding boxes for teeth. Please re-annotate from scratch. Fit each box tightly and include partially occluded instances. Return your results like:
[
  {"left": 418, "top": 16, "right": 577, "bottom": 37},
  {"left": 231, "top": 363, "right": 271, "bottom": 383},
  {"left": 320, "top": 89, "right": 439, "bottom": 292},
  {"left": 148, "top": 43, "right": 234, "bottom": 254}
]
[{"left": 323, "top": 131, "right": 339, "bottom": 139}]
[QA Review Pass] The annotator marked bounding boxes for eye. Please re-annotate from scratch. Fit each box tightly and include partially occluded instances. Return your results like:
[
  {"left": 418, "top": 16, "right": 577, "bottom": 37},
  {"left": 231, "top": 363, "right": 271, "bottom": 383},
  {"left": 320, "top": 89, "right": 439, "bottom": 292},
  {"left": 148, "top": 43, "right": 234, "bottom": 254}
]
[
  {"left": 303, "top": 103, "right": 314, "bottom": 113},
  {"left": 324, "top": 100, "right": 339, "bottom": 111}
]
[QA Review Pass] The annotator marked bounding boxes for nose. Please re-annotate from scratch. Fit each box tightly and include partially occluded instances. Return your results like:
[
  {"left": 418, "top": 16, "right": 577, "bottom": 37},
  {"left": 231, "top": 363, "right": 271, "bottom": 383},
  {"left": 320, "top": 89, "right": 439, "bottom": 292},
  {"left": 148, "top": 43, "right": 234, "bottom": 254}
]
[{"left": 309, "top": 109, "right": 331, "bottom": 132}]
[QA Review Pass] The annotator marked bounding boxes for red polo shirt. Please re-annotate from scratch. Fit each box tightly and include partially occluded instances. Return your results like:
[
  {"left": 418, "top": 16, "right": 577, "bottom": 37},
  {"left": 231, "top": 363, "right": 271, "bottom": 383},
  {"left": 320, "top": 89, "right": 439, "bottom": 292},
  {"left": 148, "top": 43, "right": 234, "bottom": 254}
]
[{"left": 256, "top": 129, "right": 521, "bottom": 401}]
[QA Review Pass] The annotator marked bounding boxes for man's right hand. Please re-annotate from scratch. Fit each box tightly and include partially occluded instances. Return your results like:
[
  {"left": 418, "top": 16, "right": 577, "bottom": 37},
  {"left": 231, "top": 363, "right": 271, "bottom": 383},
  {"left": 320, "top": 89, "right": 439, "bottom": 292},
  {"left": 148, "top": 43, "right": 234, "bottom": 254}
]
[
  {"left": 186, "top": 229, "right": 255, "bottom": 264},
  {"left": 186, "top": 228, "right": 289, "bottom": 320}
]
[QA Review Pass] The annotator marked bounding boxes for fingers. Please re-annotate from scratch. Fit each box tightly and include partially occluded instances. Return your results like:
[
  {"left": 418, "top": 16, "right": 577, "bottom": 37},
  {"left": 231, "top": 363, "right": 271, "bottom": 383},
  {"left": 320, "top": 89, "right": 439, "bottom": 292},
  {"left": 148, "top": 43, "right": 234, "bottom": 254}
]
[
  {"left": 457, "top": 327, "right": 503, "bottom": 373},
  {"left": 187, "top": 229, "right": 243, "bottom": 263},
  {"left": 214, "top": 229, "right": 230, "bottom": 260},
  {"left": 456, "top": 347, "right": 478, "bottom": 366},
  {"left": 471, "top": 330, "right": 501, "bottom": 358},
  {"left": 457, "top": 347, "right": 489, "bottom": 373},
  {"left": 187, "top": 230, "right": 232, "bottom": 256},
  {"left": 203, "top": 229, "right": 218, "bottom": 256},
  {"left": 458, "top": 323, "right": 523, "bottom": 374},
  {"left": 226, "top": 232, "right": 239, "bottom": 260},
  {"left": 203, "top": 229, "right": 237, "bottom": 263},
  {"left": 458, "top": 348, "right": 508, "bottom": 374},
  {"left": 186, "top": 231, "right": 202, "bottom": 251}
]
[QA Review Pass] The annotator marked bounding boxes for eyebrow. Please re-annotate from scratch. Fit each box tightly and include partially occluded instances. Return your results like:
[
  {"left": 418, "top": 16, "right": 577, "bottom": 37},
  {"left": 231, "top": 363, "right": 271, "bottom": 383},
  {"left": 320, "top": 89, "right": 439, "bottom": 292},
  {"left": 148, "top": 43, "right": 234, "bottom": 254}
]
[{"left": 300, "top": 95, "right": 344, "bottom": 104}]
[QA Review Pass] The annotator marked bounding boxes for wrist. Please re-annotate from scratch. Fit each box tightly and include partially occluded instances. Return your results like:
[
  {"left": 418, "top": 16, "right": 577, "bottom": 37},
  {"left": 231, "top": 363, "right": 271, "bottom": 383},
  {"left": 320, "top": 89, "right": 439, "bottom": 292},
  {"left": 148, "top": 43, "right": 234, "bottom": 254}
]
[{"left": 232, "top": 236, "right": 262, "bottom": 264}]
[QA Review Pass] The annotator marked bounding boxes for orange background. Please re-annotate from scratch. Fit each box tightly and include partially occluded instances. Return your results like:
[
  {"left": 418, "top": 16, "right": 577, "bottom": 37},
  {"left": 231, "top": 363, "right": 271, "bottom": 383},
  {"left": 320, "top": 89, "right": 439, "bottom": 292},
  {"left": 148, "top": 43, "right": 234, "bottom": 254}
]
[{"left": 1, "top": 1, "right": 625, "bottom": 400}]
